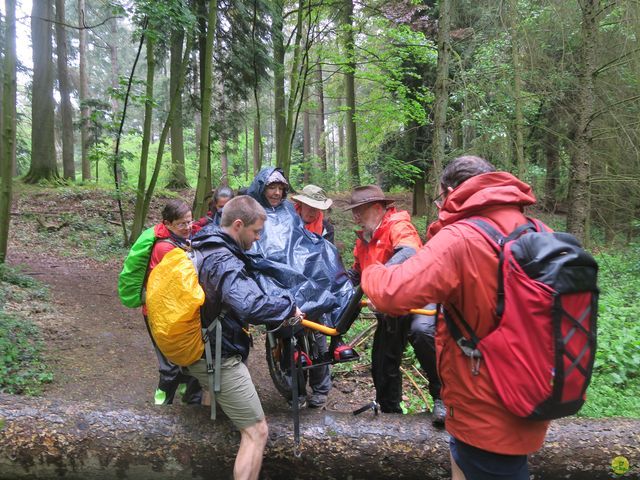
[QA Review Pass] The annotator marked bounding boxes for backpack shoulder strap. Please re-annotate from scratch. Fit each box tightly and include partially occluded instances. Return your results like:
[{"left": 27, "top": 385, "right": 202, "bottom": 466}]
[
  {"left": 202, "top": 308, "right": 226, "bottom": 421},
  {"left": 462, "top": 217, "right": 536, "bottom": 249},
  {"left": 463, "top": 217, "right": 506, "bottom": 250},
  {"left": 525, "top": 217, "right": 551, "bottom": 233},
  {"left": 191, "top": 245, "right": 227, "bottom": 421}
]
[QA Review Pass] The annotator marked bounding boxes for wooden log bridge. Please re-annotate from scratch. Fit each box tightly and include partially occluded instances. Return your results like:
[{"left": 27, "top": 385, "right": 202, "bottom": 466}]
[{"left": 0, "top": 394, "right": 637, "bottom": 479}]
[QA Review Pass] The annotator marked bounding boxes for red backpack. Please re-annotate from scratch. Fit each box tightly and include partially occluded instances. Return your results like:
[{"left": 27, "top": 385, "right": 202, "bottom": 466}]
[{"left": 444, "top": 217, "right": 598, "bottom": 420}]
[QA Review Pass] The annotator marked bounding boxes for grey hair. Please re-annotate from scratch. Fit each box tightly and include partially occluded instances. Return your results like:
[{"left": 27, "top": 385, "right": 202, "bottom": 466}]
[{"left": 440, "top": 155, "right": 496, "bottom": 191}]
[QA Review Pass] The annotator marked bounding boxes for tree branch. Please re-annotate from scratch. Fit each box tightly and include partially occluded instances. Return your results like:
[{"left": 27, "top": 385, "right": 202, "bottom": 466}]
[{"left": 32, "top": 13, "right": 122, "bottom": 31}]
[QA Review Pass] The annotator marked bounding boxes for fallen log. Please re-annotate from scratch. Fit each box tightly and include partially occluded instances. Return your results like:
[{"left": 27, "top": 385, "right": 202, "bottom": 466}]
[{"left": 0, "top": 394, "right": 637, "bottom": 479}]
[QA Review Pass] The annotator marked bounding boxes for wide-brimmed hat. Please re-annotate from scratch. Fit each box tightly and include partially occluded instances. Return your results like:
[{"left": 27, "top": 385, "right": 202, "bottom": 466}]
[
  {"left": 343, "top": 185, "right": 395, "bottom": 210},
  {"left": 291, "top": 184, "right": 333, "bottom": 210}
]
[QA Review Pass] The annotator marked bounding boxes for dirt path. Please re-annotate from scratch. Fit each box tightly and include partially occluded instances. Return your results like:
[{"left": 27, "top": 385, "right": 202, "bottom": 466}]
[{"left": 8, "top": 250, "right": 159, "bottom": 406}]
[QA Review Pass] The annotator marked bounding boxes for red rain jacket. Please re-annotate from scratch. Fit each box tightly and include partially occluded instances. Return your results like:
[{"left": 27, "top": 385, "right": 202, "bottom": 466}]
[{"left": 362, "top": 172, "right": 550, "bottom": 455}]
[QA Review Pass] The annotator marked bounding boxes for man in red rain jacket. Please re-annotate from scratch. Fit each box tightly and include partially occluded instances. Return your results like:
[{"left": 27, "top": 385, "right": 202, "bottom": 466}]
[
  {"left": 361, "top": 156, "right": 550, "bottom": 480},
  {"left": 346, "top": 185, "right": 445, "bottom": 425}
]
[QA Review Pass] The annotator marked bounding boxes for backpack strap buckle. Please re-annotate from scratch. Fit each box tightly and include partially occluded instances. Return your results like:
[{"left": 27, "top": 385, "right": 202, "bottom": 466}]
[
  {"left": 202, "top": 308, "right": 226, "bottom": 420},
  {"left": 455, "top": 337, "right": 482, "bottom": 375}
]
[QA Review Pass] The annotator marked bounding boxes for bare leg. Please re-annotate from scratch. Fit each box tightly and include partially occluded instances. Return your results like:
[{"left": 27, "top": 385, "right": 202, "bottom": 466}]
[
  {"left": 234, "top": 418, "right": 268, "bottom": 480},
  {"left": 450, "top": 452, "right": 467, "bottom": 480}
]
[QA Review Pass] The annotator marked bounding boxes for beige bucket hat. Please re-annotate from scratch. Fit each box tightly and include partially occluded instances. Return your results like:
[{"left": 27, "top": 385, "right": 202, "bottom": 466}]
[{"left": 291, "top": 184, "right": 333, "bottom": 210}]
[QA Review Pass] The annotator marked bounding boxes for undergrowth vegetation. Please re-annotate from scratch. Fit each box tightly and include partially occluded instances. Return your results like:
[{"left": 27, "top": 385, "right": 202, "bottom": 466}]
[
  {"left": 578, "top": 247, "right": 640, "bottom": 418},
  {"left": 0, "top": 264, "right": 53, "bottom": 395}
]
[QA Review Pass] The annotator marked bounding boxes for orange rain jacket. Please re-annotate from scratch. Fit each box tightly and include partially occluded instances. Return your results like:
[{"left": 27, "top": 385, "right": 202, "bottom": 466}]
[
  {"left": 352, "top": 207, "right": 422, "bottom": 273},
  {"left": 361, "top": 172, "right": 550, "bottom": 455}
]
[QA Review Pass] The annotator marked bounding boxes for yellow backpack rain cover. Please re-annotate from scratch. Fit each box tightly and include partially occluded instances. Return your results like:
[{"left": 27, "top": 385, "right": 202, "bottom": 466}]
[{"left": 146, "top": 247, "right": 205, "bottom": 366}]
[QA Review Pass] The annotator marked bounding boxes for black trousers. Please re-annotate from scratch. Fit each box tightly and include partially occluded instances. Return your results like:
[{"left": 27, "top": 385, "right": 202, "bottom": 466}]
[
  {"left": 143, "top": 315, "right": 203, "bottom": 405},
  {"left": 372, "top": 313, "right": 441, "bottom": 413},
  {"left": 408, "top": 313, "right": 441, "bottom": 401}
]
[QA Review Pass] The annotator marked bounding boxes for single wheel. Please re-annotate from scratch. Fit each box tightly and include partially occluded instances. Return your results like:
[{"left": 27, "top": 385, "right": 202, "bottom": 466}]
[{"left": 265, "top": 331, "right": 307, "bottom": 401}]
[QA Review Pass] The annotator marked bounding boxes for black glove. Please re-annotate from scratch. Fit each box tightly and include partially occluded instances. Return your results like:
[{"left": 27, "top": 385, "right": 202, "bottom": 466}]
[{"left": 347, "top": 268, "right": 361, "bottom": 286}]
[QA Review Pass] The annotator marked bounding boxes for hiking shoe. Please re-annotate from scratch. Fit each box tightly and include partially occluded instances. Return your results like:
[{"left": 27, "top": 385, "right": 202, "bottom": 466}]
[
  {"left": 154, "top": 388, "right": 168, "bottom": 405},
  {"left": 432, "top": 399, "right": 446, "bottom": 428},
  {"left": 307, "top": 393, "right": 328, "bottom": 409}
]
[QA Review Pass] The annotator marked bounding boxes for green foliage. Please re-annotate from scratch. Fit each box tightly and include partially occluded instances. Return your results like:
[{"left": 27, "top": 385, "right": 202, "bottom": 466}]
[
  {"left": 0, "top": 265, "right": 52, "bottom": 395},
  {"left": 579, "top": 247, "right": 640, "bottom": 418},
  {"left": 0, "top": 264, "right": 39, "bottom": 289},
  {"left": 0, "top": 313, "right": 53, "bottom": 395}
]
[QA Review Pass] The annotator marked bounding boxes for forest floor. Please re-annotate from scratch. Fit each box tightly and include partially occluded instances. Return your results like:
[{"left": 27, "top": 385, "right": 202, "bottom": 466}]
[{"left": 5, "top": 186, "right": 429, "bottom": 420}]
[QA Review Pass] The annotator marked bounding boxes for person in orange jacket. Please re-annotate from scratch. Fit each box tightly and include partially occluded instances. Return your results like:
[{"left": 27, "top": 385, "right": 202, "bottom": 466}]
[
  {"left": 291, "top": 184, "right": 335, "bottom": 243},
  {"left": 345, "top": 185, "right": 445, "bottom": 425},
  {"left": 361, "top": 156, "right": 550, "bottom": 480}
]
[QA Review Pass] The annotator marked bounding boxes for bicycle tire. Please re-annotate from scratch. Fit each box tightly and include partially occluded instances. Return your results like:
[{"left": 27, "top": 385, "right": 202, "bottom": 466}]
[{"left": 265, "top": 332, "right": 307, "bottom": 401}]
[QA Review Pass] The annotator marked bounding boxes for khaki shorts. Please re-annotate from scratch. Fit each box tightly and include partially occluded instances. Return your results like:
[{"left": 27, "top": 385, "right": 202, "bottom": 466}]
[{"left": 185, "top": 355, "right": 264, "bottom": 430}]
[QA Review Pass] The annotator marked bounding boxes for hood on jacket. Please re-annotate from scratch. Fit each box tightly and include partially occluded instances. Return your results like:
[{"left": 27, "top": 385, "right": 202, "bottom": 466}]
[
  {"left": 153, "top": 222, "right": 171, "bottom": 239},
  {"left": 191, "top": 226, "right": 254, "bottom": 268},
  {"left": 192, "top": 225, "right": 238, "bottom": 252},
  {"left": 247, "top": 166, "right": 289, "bottom": 209},
  {"left": 427, "top": 171, "right": 536, "bottom": 238}
]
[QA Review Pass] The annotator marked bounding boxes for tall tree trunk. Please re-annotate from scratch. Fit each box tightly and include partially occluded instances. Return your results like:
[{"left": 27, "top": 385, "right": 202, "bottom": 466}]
[
  {"left": 283, "top": 1, "right": 310, "bottom": 179},
  {"left": 108, "top": 17, "right": 123, "bottom": 184},
  {"left": 509, "top": 0, "right": 526, "bottom": 178},
  {"left": 129, "top": 35, "right": 155, "bottom": 243},
  {"left": 220, "top": 136, "right": 229, "bottom": 187},
  {"left": 55, "top": 0, "right": 75, "bottom": 181},
  {"left": 192, "top": 49, "right": 201, "bottom": 157},
  {"left": 141, "top": 39, "right": 192, "bottom": 228},
  {"left": 167, "top": 27, "right": 189, "bottom": 189},
  {"left": 0, "top": 0, "right": 17, "bottom": 263},
  {"left": 244, "top": 122, "right": 249, "bottom": 182},
  {"left": 78, "top": 0, "right": 91, "bottom": 181},
  {"left": 341, "top": 0, "right": 359, "bottom": 187},
  {"left": 407, "top": 124, "right": 425, "bottom": 216},
  {"left": 314, "top": 61, "right": 327, "bottom": 172},
  {"left": 111, "top": 21, "right": 146, "bottom": 247},
  {"left": 251, "top": 0, "right": 263, "bottom": 174},
  {"left": 337, "top": 97, "right": 345, "bottom": 172},
  {"left": 462, "top": 90, "right": 474, "bottom": 149},
  {"left": 303, "top": 86, "right": 311, "bottom": 184},
  {"left": 25, "top": 0, "right": 58, "bottom": 183},
  {"left": 428, "top": 0, "right": 451, "bottom": 219},
  {"left": 253, "top": 110, "right": 261, "bottom": 176},
  {"left": 193, "top": 0, "right": 217, "bottom": 219},
  {"left": 543, "top": 109, "right": 560, "bottom": 212},
  {"left": 412, "top": 169, "right": 427, "bottom": 217},
  {"left": 567, "top": 0, "right": 599, "bottom": 244},
  {"left": 272, "top": 0, "right": 310, "bottom": 179},
  {"left": 109, "top": 18, "right": 119, "bottom": 115},
  {"left": 272, "top": 0, "right": 286, "bottom": 174}
]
